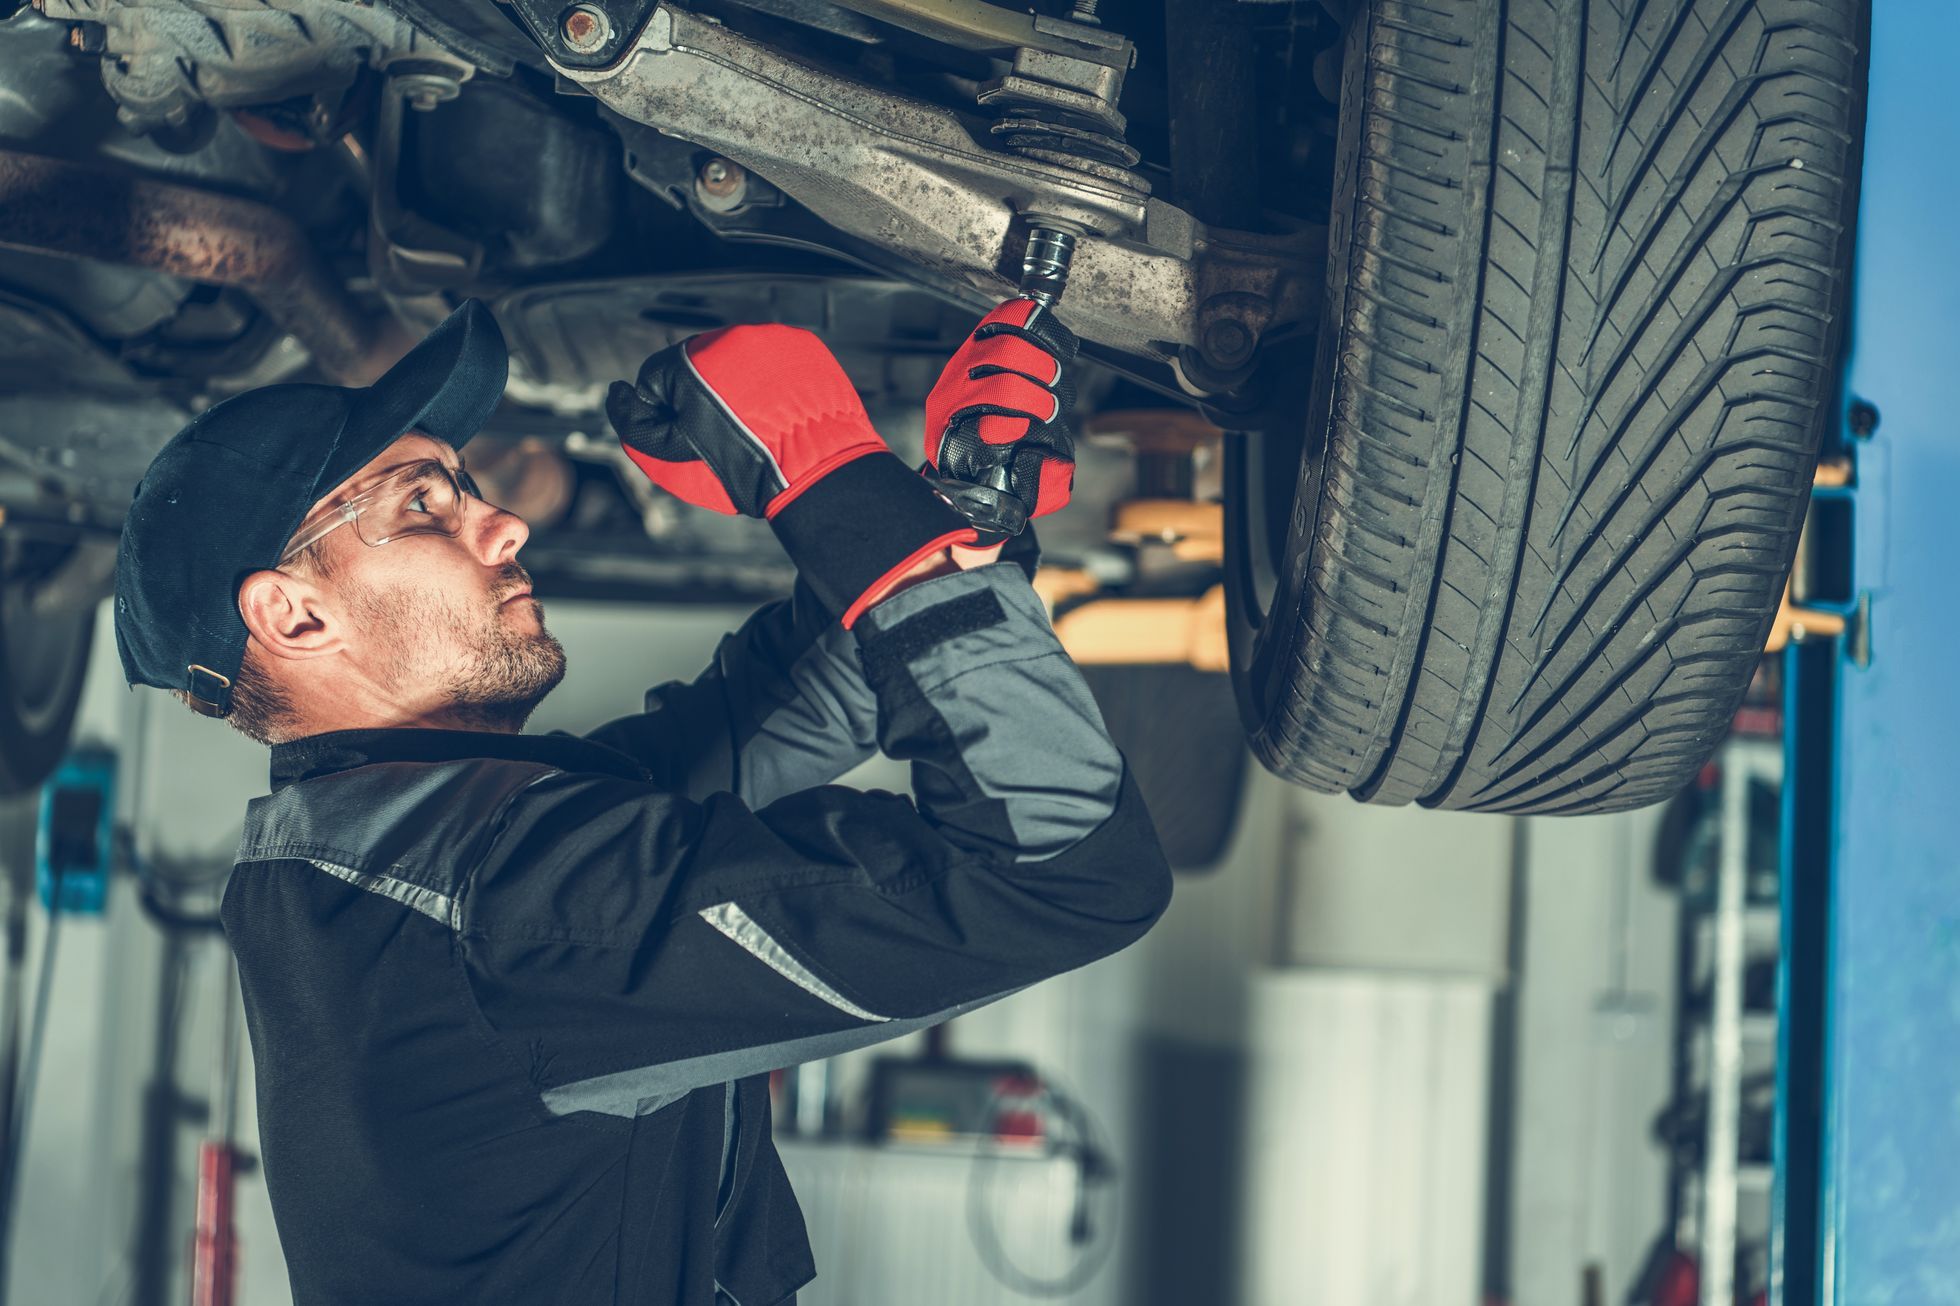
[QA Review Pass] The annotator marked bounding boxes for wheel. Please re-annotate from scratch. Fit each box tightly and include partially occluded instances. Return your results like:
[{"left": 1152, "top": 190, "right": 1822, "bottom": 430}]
[
  {"left": 0, "top": 565, "right": 96, "bottom": 795},
  {"left": 1226, "top": 0, "right": 1866, "bottom": 814}
]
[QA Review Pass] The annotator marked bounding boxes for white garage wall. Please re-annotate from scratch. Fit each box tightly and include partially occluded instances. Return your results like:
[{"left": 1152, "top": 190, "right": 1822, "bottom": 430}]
[
  {"left": 1240, "top": 972, "right": 1493, "bottom": 1306},
  {"left": 1244, "top": 800, "right": 1513, "bottom": 1306},
  {"left": 1506, "top": 807, "right": 1679, "bottom": 1306}
]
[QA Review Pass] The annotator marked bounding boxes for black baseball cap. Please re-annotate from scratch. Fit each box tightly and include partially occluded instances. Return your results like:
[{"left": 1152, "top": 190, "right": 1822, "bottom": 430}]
[{"left": 113, "top": 299, "right": 508, "bottom": 717}]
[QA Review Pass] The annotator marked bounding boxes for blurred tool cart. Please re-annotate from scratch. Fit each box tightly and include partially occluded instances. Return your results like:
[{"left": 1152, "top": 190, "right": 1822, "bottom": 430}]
[
  {"left": 1644, "top": 710, "right": 1786, "bottom": 1306},
  {"left": 770, "top": 1040, "right": 1121, "bottom": 1306}
]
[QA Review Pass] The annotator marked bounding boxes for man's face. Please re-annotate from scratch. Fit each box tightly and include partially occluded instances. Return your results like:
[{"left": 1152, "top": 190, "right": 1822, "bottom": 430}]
[{"left": 293, "top": 432, "right": 566, "bottom": 731}]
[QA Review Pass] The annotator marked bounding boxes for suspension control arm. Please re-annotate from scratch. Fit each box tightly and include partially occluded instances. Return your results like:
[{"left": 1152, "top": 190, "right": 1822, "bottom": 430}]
[{"left": 552, "top": 4, "right": 1316, "bottom": 378}]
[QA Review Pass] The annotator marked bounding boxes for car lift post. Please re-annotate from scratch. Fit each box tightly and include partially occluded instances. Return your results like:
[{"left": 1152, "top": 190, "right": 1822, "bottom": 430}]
[{"left": 1772, "top": 3, "right": 1960, "bottom": 1300}]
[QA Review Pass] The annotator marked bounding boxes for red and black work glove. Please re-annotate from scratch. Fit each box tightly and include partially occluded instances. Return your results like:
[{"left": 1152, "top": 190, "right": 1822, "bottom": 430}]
[
  {"left": 923, "top": 298, "right": 1079, "bottom": 544},
  {"left": 606, "top": 324, "right": 977, "bottom": 626}
]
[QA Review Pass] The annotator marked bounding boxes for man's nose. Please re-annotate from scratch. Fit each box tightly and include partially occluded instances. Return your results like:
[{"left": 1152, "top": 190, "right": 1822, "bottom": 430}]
[{"left": 470, "top": 497, "right": 529, "bottom": 566}]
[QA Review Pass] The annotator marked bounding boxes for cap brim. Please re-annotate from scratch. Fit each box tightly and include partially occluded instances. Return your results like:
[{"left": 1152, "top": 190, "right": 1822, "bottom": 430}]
[{"left": 320, "top": 299, "right": 508, "bottom": 491}]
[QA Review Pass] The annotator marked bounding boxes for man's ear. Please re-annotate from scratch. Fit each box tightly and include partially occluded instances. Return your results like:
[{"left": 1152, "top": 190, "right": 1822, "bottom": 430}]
[{"left": 237, "top": 569, "right": 340, "bottom": 662}]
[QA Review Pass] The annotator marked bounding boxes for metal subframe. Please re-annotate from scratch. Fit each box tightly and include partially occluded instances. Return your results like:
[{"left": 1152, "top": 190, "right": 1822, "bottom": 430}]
[{"left": 1771, "top": 2, "right": 1960, "bottom": 1298}]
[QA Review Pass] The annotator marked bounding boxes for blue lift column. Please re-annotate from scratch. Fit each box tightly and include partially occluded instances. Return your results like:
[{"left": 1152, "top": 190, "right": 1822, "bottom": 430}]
[{"left": 1776, "top": 2, "right": 1960, "bottom": 1300}]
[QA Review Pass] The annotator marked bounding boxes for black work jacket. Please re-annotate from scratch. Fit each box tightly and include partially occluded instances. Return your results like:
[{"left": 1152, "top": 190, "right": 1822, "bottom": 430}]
[{"left": 222, "top": 565, "right": 1171, "bottom": 1306}]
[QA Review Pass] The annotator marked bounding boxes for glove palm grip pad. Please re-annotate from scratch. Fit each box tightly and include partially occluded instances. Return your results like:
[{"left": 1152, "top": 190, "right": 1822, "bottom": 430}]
[{"left": 924, "top": 299, "right": 1079, "bottom": 537}]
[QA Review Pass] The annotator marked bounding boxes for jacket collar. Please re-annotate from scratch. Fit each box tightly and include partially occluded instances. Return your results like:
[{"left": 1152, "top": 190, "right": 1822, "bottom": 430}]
[{"left": 268, "top": 727, "right": 650, "bottom": 791}]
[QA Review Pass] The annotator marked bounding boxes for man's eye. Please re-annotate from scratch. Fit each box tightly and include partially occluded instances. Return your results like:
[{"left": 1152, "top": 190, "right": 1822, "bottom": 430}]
[{"left": 404, "top": 491, "right": 432, "bottom": 515}]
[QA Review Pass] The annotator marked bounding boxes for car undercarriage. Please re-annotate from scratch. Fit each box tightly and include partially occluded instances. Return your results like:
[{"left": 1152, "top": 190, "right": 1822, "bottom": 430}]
[{"left": 0, "top": 0, "right": 1864, "bottom": 818}]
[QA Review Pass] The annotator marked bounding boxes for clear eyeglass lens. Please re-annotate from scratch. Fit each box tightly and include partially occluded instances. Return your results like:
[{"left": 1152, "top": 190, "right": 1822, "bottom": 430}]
[{"left": 353, "top": 461, "right": 470, "bottom": 547}]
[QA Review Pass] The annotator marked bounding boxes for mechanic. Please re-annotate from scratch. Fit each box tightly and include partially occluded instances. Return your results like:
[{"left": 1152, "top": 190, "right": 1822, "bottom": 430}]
[{"left": 109, "top": 297, "right": 1170, "bottom": 1305}]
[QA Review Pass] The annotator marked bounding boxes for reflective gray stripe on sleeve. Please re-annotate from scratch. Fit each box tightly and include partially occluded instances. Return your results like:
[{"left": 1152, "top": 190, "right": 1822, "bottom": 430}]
[
  {"left": 699, "top": 901, "right": 890, "bottom": 1022},
  {"left": 540, "top": 1080, "right": 691, "bottom": 1120},
  {"left": 537, "top": 990, "right": 1019, "bottom": 1118},
  {"left": 715, "top": 1080, "right": 738, "bottom": 1228},
  {"left": 302, "top": 857, "right": 460, "bottom": 930}
]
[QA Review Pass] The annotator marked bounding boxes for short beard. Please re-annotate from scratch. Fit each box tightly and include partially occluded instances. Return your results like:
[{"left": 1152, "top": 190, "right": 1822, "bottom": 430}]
[
  {"left": 443, "top": 603, "right": 567, "bottom": 733},
  {"left": 347, "top": 563, "right": 567, "bottom": 733}
]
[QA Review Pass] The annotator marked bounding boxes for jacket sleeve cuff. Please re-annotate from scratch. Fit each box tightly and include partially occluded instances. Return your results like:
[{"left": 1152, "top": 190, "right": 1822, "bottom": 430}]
[{"left": 767, "top": 451, "right": 978, "bottom": 627}]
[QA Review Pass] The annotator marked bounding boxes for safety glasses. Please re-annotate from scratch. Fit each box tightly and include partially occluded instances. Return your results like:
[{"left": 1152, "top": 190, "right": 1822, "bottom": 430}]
[{"left": 279, "top": 459, "right": 486, "bottom": 566}]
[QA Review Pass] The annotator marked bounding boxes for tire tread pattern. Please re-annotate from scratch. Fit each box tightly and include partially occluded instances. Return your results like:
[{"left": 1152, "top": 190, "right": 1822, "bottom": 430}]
[{"left": 1249, "top": 0, "right": 1863, "bottom": 814}]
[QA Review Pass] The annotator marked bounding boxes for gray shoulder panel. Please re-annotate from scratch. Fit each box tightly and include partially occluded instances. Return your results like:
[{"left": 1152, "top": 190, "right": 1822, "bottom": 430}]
[
  {"left": 234, "top": 759, "right": 555, "bottom": 909},
  {"left": 734, "top": 621, "right": 879, "bottom": 808}
]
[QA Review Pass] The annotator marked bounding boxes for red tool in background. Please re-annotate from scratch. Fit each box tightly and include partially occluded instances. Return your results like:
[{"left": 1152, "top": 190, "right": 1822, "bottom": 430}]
[
  {"left": 1641, "top": 1247, "right": 1768, "bottom": 1306},
  {"left": 189, "top": 947, "right": 242, "bottom": 1306},
  {"left": 1649, "top": 1250, "right": 1698, "bottom": 1306},
  {"left": 191, "top": 1139, "right": 237, "bottom": 1306}
]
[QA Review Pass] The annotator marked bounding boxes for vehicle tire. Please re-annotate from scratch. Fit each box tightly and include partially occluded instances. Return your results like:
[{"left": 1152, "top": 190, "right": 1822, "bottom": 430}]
[
  {"left": 1225, "top": 0, "right": 1866, "bottom": 814},
  {"left": 0, "top": 574, "right": 95, "bottom": 794}
]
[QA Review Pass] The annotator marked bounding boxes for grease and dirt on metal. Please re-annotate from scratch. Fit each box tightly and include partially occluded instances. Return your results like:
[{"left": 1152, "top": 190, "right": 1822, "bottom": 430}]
[
  {"left": 575, "top": 10, "right": 1151, "bottom": 234},
  {"left": 697, "top": 157, "right": 744, "bottom": 199},
  {"left": 390, "top": 62, "right": 466, "bottom": 112},
  {"left": 1201, "top": 318, "right": 1254, "bottom": 368},
  {"left": 561, "top": 5, "right": 611, "bottom": 54},
  {"left": 560, "top": 2, "right": 1315, "bottom": 373},
  {"left": 0, "top": 151, "right": 394, "bottom": 384}
]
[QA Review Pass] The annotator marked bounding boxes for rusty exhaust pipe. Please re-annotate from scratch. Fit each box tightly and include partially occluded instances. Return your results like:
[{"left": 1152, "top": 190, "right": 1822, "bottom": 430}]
[{"left": 0, "top": 150, "right": 410, "bottom": 384}]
